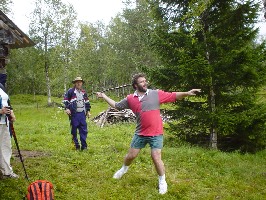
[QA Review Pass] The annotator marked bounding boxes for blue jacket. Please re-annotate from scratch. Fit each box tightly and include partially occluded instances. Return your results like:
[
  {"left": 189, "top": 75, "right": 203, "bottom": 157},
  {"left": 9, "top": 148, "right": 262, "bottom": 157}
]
[{"left": 63, "top": 87, "right": 91, "bottom": 115}]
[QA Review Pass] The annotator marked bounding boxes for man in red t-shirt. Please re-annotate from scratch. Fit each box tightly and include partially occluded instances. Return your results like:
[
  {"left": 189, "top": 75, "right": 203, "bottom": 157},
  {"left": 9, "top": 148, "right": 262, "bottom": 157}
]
[{"left": 96, "top": 73, "right": 200, "bottom": 194}]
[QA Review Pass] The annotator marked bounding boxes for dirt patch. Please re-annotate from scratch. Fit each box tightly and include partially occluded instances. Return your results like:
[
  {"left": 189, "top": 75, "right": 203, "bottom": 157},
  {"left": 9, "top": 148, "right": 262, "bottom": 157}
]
[{"left": 12, "top": 150, "right": 51, "bottom": 159}]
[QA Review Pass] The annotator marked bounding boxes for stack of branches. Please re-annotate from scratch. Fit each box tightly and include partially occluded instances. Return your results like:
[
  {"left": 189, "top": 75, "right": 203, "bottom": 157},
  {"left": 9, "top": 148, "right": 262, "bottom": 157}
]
[
  {"left": 93, "top": 108, "right": 173, "bottom": 128},
  {"left": 92, "top": 107, "right": 136, "bottom": 127},
  {"left": 160, "top": 109, "right": 173, "bottom": 123}
]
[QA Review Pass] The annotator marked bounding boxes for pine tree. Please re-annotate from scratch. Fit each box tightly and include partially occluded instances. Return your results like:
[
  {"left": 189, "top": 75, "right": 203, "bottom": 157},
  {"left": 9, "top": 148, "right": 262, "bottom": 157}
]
[{"left": 148, "top": 0, "right": 266, "bottom": 152}]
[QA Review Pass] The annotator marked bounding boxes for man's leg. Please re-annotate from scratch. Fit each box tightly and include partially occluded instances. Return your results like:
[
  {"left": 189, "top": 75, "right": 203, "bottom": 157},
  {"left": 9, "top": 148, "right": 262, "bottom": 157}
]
[
  {"left": 124, "top": 148, "right": 141, "bottom": 166},
  {"left": 113, "top": 134, "right": 146, "bottom": 179},
  {"left": 0, "top": 125, "right": 18, "bottom": 178},
  {"left": 79, "top": 113, "right": 88, "bottom": 150},
  {"left": 151, "top": 149, "right": 164, "bottom": 176},
  {"left": 71, "top": 116, "right": 80, "bottom": 150},
  {"left": 151, "top": 149, "right": 167, "bottom": 194},
  {"left": 113, "top": 148, "right": 141, "bottom": 179},
  {"left": 71, "top": 131, "right": 80, "bottom": 150},
  {"left": 150, "top": 135, "right": 167, "bottom": 194}
]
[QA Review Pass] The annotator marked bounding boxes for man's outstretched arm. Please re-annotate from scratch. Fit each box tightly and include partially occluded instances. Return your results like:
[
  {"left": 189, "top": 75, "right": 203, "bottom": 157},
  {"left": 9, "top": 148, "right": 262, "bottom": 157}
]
[
  {"left": 96, "top": 92, "right": 116, "bottom": 108},
  {"left": 176, "top": 89, "right": 201, "bottom": 100}
]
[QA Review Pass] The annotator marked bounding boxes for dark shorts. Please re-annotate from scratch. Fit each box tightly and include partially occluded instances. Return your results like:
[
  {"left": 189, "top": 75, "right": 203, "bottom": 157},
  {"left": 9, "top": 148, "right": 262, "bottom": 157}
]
[{"left": 130, "top": 134, "right": 163, "bottom": 149}]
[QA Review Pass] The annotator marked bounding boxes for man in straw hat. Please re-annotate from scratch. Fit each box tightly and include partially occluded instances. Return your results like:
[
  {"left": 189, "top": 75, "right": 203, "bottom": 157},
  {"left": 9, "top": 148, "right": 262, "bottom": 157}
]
[{"left": 63, "top": 77, "right": 91, "bottom": 151}]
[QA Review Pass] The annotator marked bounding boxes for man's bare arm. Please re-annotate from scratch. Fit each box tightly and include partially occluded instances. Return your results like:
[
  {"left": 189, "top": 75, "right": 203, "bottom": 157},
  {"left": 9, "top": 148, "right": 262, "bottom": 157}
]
[
  {"left": 176, "top": 89, "right": 201, "bottom": 100},
  {"left": 96, "top": 92, "right": 116, "bottom": 108}
]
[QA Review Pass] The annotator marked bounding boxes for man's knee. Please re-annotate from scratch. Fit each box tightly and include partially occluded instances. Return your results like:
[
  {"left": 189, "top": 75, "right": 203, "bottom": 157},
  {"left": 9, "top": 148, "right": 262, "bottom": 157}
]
[
  {"left": 126, "top": 153, "right": 137, "bottom": 161},
  {"left": 151, "top": 150, "right": 162, "bottom": 162},
  {"left": 80, "top": 124, "right": 88, "bottom": 133},
  {"left": 71, "top": 131, "right": 77, "bottom": 135},
  {"left": 126, "top": 150, "right": 139, "bottom": 160}
]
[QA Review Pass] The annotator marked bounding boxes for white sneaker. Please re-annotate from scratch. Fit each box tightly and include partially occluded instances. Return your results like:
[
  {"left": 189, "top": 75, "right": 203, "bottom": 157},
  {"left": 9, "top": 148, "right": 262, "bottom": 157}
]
[
  {"left": 2, "top": 172, "right": 19, "bottom": 179},
  {"left": 159, "top": 181, "right": 168, "bottom": 194},
  {"left": 113, "top": 168, "right": 127, "bottom": 179}
]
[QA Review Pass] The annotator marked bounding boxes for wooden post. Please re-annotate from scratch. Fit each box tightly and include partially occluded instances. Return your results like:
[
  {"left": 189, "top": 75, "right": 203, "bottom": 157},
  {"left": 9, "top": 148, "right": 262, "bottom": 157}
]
[
  {"left": 122, "top": 85, "right": 125, "bottom": 97},
  {"left": 92, "top": 85, "right": 94, "bottom": 100}
]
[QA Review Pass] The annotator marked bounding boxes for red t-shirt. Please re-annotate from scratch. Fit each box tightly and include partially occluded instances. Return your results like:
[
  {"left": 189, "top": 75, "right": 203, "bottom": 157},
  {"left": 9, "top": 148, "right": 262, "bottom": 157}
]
[{"left": 115, "top": 89, "right": 176, "bottom": 136}]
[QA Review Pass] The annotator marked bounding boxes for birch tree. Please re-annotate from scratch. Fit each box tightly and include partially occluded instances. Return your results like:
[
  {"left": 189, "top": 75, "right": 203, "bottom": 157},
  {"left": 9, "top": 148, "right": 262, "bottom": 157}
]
[
  {"left": 56, "top": 3, "right": 77, "bottom": 93},
  {"left": 29, "top": 0, "right": 65, "bottom": 105}
]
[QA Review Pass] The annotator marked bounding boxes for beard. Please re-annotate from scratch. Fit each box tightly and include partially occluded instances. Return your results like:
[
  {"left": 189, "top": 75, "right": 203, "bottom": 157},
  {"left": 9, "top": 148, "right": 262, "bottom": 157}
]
[{"left": 137, "top": 84, "right": 147, "bottom": 92}]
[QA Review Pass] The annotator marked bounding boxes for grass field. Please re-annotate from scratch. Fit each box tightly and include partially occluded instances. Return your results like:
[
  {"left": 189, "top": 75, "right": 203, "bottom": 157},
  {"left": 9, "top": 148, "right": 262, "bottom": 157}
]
[{"left": 0, "top": 94, "right": 265, "bottom": 200}]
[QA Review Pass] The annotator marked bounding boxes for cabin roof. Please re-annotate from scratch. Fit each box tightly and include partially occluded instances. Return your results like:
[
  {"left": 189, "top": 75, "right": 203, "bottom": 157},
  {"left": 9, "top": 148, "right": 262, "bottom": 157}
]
[{"left": 0, "top": 10, "right": 35, "bottom": 49}]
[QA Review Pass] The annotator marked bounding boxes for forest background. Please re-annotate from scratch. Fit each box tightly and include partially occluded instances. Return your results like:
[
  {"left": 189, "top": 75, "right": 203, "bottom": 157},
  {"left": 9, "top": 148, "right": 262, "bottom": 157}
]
[{"left": 1, "top": 0, "right": 266, "bottom": 152}]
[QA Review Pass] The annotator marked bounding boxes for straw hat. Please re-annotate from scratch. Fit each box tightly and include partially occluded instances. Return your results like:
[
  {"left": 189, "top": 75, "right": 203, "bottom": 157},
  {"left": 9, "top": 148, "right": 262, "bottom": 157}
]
[{"left": 72, "top": 76, "right": 85, "bottom": 84}]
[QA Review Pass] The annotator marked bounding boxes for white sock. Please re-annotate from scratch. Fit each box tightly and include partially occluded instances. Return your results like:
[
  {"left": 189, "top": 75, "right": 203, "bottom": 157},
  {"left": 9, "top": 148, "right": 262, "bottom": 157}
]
[
  {"left": 121, "top": 165, "right": 129, "bottom": 172},
  {"left": 159, "top": 174, "right": 166, "bottom": 182}
]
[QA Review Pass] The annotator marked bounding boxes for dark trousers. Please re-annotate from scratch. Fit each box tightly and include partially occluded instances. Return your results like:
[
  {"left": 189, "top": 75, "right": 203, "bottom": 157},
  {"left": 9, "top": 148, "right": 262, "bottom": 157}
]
[{"left": 71, "top": 112, "right": 88, "bottom": 150}]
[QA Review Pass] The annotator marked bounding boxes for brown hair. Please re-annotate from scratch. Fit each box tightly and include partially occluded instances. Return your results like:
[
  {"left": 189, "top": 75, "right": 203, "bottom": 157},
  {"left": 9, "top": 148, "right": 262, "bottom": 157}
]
[{"left": 131, "top": 73, "right": 146, "bottom": 90}]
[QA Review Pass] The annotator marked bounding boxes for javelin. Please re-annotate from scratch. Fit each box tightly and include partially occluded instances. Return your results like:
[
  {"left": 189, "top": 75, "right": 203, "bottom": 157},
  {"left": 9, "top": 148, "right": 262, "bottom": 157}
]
[{"left": 88, "top": 84, "right": 131, "bottom": 97}]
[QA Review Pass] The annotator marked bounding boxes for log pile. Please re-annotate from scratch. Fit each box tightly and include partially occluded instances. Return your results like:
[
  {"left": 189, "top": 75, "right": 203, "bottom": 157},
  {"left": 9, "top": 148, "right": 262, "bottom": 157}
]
[
  {"left": 160, "top": 110, "right": 173, "bottom": 123},
  {"left": 92, "top": 108, "right": 173, "bottom": 127},
  {"left": 92, "top": 108, "right": 136, "bottom": 127}
]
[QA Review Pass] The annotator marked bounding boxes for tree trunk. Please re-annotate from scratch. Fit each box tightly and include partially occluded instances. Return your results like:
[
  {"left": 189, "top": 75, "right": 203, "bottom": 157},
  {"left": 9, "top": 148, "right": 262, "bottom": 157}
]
[
  {"left": 44, "top": 31, "right": 52, "bottom": 106},
  {"left": 63, "top": 57, "right": 69, "bottom": 93},
  {"left": 64, "top": 36, "right": 70, "bottom": 93},
  {"left": 136, "top": 0, "right": 140, "bottom": 7},
  {"left": 263, "top": 0, "right": 266, "bottom": 19},
  {"left": 201, "top": 11, "right": 218, "bottom": 149},
  {"left": 33, "top": 74, "right": 36, "bottom": 101},
  {"left": 209, "top": 82, "right": 217, "bottom": 149},
  {"left": 64, "top": 63, "right": 67, "bottom": 93},
  {"left": 45, "top": 61, "right": 52, "bottom": 105}
]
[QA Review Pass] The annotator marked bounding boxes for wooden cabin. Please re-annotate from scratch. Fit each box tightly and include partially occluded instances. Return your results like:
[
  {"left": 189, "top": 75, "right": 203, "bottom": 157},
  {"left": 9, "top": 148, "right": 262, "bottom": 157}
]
[
  {"left": 0, "top": 10, "right": 35, "bottom": 50},
  {"left": 0, "top": 10, "right": 35, "bottom": 86}
]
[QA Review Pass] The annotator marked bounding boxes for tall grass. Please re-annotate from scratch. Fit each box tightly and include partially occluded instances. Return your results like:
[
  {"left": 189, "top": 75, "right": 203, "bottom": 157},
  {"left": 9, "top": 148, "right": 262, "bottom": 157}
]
[{"left": 0, "top": 95, "right": 265, "bottom": 199}]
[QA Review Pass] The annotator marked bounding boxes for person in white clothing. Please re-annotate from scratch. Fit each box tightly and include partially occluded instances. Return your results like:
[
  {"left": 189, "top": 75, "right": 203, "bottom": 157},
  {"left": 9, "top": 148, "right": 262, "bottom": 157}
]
[{"left": 0, "top": 85, "right": 18, "bottom": 179}]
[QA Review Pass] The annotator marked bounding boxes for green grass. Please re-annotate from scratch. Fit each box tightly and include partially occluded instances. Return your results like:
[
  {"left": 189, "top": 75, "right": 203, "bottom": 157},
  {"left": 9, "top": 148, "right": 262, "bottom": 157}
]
[{"left": 0, "top": 95, "right": 265, "bottom": 200}]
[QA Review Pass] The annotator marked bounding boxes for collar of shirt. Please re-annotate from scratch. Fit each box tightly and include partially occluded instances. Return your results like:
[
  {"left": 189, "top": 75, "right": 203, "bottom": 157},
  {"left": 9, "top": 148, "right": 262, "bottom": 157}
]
[
  {"left": 74, "top": 88, "right": 82, "bottom": 94},
  {"left": 133, "top": 89, "right": 149, "bottom": 101}
]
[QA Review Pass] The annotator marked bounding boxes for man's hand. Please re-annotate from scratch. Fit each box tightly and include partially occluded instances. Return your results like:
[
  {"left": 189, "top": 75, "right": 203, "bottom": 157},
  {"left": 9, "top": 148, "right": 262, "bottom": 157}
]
[
  {"left": 65, "top": 109, "right": 71, "bottom": 116},
  {"left": 0, "top": 107, "right": 11, "bottom": 115},
  {"left": 86, "top": 111, "right": 91, "bottom": 118},
  {"left": 187, "top": 89, "right": 201, "bottom": 96},
  {"left": 95, "top": 92, "right": 116, "bottom": 108},
  {"left": 96, "top": 92, "right": 104, "bottom": 98}
]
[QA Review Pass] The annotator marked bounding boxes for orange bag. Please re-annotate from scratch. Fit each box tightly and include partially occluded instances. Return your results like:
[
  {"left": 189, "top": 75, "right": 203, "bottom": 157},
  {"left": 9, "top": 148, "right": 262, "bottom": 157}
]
[{"left": 26, "top": 180, "right": 54, "bottom": 200}]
